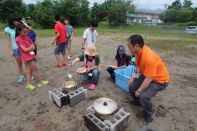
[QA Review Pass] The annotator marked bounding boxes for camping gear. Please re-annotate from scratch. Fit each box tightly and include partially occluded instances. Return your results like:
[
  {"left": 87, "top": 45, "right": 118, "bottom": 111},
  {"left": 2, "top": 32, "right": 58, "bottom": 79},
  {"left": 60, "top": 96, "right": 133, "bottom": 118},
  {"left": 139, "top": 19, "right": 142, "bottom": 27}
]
[
  {"left": 48, "top": 85, "right": 87, "bottom": 108},
  {"left": 84, "top": 98, "right": 130, "bottom": 131},
  {"left": 63, "top": 80, "right": 78, "bottom": 92},
  {"left": 92, "top": 98, "right": 118, "bottom": 120},
  {"left": 114, "top": 65, "right": 136, "bottom": 92},
  {"left": 67, "top": 61, "right": 73, "bottom": 79},
  {"left": 76, "top": 67, "right": 88, "bottom": 74}
]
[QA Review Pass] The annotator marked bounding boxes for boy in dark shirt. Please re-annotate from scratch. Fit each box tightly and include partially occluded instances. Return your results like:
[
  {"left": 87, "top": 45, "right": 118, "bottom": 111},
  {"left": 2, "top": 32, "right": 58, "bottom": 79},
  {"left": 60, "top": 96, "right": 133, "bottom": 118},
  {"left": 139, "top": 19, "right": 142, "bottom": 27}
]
[{"left": 27, "top": 23, "right": 37, "bottom": 55}]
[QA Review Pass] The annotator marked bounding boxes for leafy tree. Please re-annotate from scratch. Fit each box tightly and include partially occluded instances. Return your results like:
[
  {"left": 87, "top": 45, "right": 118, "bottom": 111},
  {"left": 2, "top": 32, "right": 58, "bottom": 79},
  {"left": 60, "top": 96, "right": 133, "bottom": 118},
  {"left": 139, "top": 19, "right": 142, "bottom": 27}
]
[
  {"left": 91, "top": 3, "right": 108, "bottom": 21},
  {"left": 183, "top": 0, "right": 193, "bottom": 8},
  {"left": 107, "top": 0, "right": 134, "bottom": 25},
  {"left": 53, "top": 0, "right": 90, "bottom": 26},
  {"left": 176, "top": 8, "right": 193, "bottom": 22},
  {"left": 168, "top": 0, "right": 182, "bottom": 9},
  {"left": 0, "top": 0, "right": 27, "bottom": 22},
  {"left": 32, "top": 0, "right": 54, "bottom": 28}
]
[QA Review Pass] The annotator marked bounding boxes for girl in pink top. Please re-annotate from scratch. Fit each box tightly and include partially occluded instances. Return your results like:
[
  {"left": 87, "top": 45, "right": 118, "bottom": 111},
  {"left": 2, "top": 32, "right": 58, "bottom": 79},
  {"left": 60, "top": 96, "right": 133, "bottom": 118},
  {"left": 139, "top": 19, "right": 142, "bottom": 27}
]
[{"left": 16, "top": 24, "right": 48, "bottom": 90}]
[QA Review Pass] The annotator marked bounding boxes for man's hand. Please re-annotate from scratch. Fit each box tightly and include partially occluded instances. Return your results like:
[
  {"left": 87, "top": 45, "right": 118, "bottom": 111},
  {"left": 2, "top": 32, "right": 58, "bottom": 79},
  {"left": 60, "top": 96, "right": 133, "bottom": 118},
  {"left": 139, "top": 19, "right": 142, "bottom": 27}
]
[
  {"left": 135, "top": 90, "right": 141, "bottom": 97},
  {"left": 128, "top": 78, "right": 134, "bottom": 86}
]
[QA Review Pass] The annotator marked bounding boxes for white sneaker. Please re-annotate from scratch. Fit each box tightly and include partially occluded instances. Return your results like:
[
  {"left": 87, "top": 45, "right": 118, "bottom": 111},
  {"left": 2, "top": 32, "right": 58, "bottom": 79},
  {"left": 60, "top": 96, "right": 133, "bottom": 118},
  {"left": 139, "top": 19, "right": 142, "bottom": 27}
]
[{"left": 67, "top": 56, "right": 71, "bottom": 60}]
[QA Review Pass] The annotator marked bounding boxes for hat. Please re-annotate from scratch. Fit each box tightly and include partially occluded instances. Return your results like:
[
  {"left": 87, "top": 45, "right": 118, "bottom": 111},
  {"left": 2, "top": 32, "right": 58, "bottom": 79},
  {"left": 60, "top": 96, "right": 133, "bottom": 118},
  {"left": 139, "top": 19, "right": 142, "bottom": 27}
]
[{"left": 84, "top": 44, "right": 97, "bottom": 56}]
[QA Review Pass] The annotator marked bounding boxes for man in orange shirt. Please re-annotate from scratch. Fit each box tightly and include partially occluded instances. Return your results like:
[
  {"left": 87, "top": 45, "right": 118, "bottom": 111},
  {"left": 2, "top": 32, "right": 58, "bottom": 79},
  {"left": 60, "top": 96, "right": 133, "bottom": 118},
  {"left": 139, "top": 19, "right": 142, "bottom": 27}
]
[{"left": 127, "top": 34, "right": 170, "bottom": 123}]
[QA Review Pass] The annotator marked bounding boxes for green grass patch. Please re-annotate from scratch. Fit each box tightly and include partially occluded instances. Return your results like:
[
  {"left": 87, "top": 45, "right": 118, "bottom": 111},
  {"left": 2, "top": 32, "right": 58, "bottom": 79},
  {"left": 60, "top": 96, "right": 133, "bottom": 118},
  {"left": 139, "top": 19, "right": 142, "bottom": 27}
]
[{"left": 35, "top": 25, "right": 197, "bottom": 46}]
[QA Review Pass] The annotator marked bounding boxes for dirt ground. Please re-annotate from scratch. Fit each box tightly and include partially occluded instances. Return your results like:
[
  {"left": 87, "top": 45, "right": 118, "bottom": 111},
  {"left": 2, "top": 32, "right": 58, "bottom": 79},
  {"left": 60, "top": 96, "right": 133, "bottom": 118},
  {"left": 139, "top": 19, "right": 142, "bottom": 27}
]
[{"left": 0, "top": 33, "right": 197, "bottom": 131}]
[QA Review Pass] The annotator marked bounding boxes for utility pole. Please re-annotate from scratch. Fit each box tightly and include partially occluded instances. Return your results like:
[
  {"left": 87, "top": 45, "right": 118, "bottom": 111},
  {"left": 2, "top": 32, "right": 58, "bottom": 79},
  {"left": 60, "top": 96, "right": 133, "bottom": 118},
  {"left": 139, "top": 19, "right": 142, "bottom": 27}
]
[{"left": 163, "top": 4, "right": 168, "bottom": 28}]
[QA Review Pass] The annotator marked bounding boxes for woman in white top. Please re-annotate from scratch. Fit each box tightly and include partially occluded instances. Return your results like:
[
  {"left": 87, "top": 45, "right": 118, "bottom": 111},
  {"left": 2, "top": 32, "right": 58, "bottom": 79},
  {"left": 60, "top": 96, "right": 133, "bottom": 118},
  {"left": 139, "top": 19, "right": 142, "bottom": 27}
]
[{"left": 81, "top": 20, "right": 98, "bottom": 51}]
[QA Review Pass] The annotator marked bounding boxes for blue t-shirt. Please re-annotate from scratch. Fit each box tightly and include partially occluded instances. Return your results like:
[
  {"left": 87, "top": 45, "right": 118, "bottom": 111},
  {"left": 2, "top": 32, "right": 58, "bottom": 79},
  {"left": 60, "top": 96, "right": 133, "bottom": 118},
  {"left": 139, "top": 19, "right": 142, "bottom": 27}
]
[
  {"left": 4, "top": 27, "right": 18, "bottom": 49},
  {"left": 28, "top": 31, "right": 36, "bottom": 44},
  {"left": 65, "top": 25, "right": 73, "bottom": 37}
]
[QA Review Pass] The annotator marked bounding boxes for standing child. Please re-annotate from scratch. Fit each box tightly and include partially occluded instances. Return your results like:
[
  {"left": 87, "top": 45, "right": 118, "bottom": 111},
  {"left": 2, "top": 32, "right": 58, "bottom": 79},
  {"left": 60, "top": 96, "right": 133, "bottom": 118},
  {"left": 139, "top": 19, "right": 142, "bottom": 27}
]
[
  {"left": 64, "top": 18, "right": 74, "bottom": 60},
  {"left": 4, "top": 15, "right": 25, "bottom": 83},
  {"left": 51, "top": 15, "right": 68, "bottom": 67},
  {"left": 16, "top": 24, "right": 48, "bottom": 90},
  {"left": 27, "top": 23, "right": 37, "bottom": 55}
]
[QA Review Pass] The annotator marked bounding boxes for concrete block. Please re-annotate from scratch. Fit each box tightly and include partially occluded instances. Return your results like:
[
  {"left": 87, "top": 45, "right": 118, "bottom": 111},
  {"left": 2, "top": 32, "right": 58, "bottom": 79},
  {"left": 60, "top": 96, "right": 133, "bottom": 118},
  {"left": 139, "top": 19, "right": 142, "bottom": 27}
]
[
  {"left": 68, "top": 87, "right": 87, "bottom": 107},
  {"left": 84, "top": 112, "right": 110, "bottom": 131},
  {"left": 48, "top": 88, "right": 69, "bottom": 108},
  {"left": 104, "top": 108, "right": 130, "bottom": 131}
]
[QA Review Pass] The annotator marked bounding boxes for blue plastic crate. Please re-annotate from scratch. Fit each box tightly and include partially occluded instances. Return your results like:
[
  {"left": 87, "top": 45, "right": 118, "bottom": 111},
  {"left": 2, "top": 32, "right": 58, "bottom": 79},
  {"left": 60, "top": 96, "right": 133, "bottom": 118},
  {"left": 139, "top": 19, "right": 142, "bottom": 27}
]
[{"left": 114, "top": 65, "right": 136, "bottom": 93}]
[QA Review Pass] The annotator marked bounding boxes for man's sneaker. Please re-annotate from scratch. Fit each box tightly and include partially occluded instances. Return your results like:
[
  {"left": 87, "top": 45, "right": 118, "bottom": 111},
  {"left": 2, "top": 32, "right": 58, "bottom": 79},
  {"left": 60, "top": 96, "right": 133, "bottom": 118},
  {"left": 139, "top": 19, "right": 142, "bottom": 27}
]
[
  {"left": 144, "top": 112, "right": 153, "bottom": 123},
  {"left": 26, "top": 84, "right": 36, "bottom": 90},
  {"left": 38, "top": 80, "right": 48, "bottom": 87},
  {"left": 17, "top": 75, "right": 25, "bottom": 83}
]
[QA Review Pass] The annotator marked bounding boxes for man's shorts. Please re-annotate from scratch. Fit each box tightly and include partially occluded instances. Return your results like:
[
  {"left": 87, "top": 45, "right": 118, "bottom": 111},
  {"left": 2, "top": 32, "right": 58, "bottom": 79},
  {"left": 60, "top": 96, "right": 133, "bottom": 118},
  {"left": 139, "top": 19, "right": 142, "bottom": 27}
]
[
  {"left": 54, "top": 42, "right": 67, "bottom": 56},
  {"left": 13, "top": 49, "right": 21, "bottom": 57}
]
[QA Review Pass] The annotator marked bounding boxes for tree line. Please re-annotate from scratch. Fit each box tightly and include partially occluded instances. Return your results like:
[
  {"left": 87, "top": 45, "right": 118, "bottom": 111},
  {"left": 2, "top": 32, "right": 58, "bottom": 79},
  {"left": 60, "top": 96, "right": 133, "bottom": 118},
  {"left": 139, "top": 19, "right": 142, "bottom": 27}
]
[
  {"left": 0, "top": 0, "right": 134, "bottom": 28},
  {"left": 160, "top": 0, "right": 197, "bottom": 25}
]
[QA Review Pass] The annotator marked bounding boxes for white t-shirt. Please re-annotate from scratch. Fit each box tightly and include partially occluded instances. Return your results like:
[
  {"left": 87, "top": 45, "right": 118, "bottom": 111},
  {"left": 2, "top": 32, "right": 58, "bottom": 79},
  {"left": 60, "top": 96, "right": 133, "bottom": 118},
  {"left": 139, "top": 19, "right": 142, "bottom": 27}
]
[{"left": 82, "top": 28, "right": 98, "bottom": 47}]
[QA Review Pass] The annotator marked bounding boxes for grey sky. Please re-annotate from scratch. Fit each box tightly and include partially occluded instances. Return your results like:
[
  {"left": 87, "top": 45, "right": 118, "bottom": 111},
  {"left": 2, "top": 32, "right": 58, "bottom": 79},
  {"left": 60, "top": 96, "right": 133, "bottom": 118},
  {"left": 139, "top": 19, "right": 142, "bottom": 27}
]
[{"left": 24, "top": 0, "right": 197, "bottom": 9}]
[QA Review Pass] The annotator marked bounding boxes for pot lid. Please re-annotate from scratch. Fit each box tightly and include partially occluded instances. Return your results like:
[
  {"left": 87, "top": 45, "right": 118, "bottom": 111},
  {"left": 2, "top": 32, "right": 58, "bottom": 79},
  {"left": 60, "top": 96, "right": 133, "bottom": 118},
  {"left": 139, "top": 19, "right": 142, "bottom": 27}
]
[
  {"left": 92, "top": 98, "right": 118, "bottom": 115},
  {"left": 63, "top": 81, "right": 77, "bottom": 89}
]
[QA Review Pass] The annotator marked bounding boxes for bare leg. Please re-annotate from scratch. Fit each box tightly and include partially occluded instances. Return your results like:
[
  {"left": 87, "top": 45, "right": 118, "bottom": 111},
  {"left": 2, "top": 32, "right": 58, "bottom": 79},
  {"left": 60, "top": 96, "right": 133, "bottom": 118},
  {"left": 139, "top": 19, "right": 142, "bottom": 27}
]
[
  {"left": 55, "top": 55, "right": 62, "bottom": 65},
  {"left": 15, "top": 57, "right": 23, "bottom": 76},
  {"left": 31, "top": 61, "right": 41, "bottom": 83},
  {"left": 26, "top": 64, "right": 32, "bottom": 86},
  {"left": 63, "top": 55, "right": 68, "bottom": 65},
  {"left": 67, "top": 46, "right": 71, "bottom": 57}
]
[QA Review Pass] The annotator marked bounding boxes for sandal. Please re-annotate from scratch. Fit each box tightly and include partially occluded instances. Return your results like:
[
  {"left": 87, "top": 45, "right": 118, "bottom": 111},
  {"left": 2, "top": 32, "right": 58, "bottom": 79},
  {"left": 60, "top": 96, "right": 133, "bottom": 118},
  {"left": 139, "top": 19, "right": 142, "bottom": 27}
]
[
  {"left": 26, "top": 84, "right": 36, "bottom": 90},
  {"left": 38, "top": 80, "right": 49, "bottom": 87},
  {"left": 53, "top": 64, "right": 63, "bottom": 68}
]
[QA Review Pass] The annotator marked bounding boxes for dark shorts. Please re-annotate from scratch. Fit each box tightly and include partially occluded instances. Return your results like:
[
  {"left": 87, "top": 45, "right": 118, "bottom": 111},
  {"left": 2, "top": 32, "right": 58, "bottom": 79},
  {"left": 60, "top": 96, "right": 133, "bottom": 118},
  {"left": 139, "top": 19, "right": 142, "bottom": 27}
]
[
  {"left": 54, "top": 42, "right": 67, "bottom": 56},
  {"left": 13, "top": 49, "right": 21, "bottom": 57},
  {"left": 26, "top": 58, "right": 37, "bottom": 65}
]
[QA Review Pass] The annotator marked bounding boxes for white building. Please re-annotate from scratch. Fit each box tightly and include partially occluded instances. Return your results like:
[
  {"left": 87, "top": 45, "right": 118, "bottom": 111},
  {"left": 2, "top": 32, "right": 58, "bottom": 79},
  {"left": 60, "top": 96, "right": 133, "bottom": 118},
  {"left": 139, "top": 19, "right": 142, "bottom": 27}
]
[
  {"left": 126, "top": 9, "right": 163, "bottom": 25},
  {"left": 135, "top": 9, "right": 163, "bottom": 25}
]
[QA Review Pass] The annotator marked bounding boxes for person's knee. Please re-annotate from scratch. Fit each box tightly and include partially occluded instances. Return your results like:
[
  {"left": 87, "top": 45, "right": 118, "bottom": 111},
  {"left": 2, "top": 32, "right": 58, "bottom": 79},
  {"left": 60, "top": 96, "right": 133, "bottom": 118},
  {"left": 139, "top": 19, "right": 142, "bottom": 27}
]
[
  {"left": 92, "top": 69, "right": 100, "bottom": 76},
  {"left": 139, "top": 93, "right": 150, "bottom": 103},
  {"left": 129, "top": 84, "right": 136, "bottom": 94}
]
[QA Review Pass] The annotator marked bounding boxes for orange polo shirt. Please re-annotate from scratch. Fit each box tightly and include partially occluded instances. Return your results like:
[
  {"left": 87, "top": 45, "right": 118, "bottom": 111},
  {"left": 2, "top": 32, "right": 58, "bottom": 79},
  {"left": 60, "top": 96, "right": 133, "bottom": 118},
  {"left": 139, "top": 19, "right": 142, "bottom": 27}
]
[{"left": 135, "top": 45, "right": 170, "bottom": 83}]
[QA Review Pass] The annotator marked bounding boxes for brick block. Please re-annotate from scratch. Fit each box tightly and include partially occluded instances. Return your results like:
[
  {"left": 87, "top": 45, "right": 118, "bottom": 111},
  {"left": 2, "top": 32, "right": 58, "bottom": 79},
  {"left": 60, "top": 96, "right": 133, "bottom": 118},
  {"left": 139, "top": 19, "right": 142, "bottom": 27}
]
[
  {"left": 68, "top": 87, "right": 87, "bottom": 107},
  {"left": 48, "top": 88, "right": 69, "bottom": 108},
  {"left": 84, "top": 112, "right": 110, "bottom": 131},
  {"left": 104, "top": 108, "right": 130, "bottom": 131}
]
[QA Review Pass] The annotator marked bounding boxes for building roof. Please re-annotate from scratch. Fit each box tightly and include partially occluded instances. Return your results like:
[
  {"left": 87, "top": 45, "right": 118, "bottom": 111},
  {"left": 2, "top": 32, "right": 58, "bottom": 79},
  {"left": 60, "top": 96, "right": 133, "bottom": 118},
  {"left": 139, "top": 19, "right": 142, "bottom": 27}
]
[
  {"left": 135, "top": 9, "right": 161, "bottom": 15},
  {"left": 126, "top": 12, "right": 145, "bottom": 19}
]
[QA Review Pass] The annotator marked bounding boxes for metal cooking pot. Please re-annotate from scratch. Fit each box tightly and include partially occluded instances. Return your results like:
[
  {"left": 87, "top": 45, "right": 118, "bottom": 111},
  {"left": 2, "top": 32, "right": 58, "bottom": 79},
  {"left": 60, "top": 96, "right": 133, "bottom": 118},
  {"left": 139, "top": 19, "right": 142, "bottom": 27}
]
[
  {"left": 63, "top": 80, "right": 77, "bottom": 92},
  {"left": 92, "top": 98, "right": 118, "bottom": 120}
]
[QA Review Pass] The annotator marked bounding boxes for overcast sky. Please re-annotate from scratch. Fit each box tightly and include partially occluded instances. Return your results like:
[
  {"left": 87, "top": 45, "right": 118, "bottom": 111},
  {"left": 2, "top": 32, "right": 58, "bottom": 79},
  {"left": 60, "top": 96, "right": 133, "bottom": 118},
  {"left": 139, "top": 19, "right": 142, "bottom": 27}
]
[{"left": 24, "top": 0, "right": 197, "bottom": 9}]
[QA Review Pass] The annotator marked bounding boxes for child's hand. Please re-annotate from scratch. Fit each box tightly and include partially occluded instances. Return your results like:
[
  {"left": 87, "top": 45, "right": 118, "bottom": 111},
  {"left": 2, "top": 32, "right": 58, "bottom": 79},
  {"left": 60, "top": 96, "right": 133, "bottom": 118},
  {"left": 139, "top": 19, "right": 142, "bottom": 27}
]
[
  {"left": 128, "top": 78, "right": 134, "bottom": 86},
  {"left": 9, "top": 50, "right": 14, "bottom": 57},
  {"left": 111, "top": 65, "right": 117, "bottom": 69},
  {"left": 30, "top": 45, "right": 35, "bottom": 50}
]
